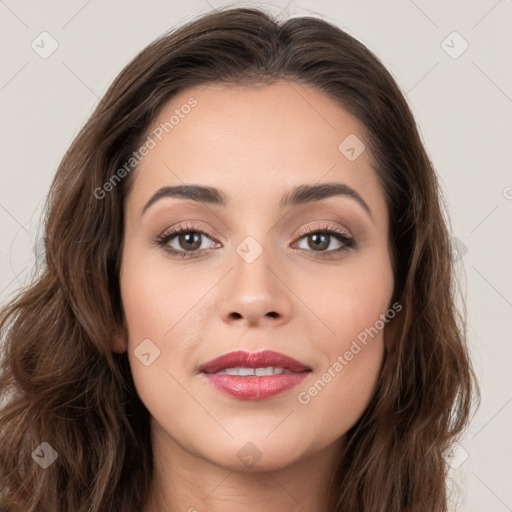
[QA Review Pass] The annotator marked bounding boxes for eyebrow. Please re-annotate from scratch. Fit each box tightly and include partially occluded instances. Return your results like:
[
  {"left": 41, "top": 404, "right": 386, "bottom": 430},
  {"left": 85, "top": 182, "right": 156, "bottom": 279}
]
[{"left": 141, "top": 182, "right": 373, "bottom": 219}]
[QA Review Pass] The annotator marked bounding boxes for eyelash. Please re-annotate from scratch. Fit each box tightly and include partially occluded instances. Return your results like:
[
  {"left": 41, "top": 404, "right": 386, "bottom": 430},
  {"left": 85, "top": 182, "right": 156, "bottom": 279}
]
[{"left": 153, "top": 222, "right": 356, "bottom": 259}]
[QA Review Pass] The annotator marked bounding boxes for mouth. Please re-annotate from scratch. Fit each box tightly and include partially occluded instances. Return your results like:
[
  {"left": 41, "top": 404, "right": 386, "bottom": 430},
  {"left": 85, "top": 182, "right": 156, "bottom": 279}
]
[{"left": 199, "top": 350, "right": 312, "bottom": 400}]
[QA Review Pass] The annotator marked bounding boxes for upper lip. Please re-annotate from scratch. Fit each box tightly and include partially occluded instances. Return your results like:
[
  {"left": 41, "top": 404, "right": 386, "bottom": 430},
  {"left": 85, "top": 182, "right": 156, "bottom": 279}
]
[{"left": 199, "top": 350, "right": 311, "bottom": 374}]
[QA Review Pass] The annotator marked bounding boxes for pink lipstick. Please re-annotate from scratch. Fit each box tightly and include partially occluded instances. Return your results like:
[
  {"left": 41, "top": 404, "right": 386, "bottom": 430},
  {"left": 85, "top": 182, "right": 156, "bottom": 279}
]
[{"left": 199, "top": 350, "right": 311, "bottom": 400}]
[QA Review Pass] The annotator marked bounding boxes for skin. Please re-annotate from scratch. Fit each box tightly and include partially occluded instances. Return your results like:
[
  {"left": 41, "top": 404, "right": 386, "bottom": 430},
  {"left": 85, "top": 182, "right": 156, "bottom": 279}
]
[{"left": 114, "top": 81, "right": 395, "bottom": 512}]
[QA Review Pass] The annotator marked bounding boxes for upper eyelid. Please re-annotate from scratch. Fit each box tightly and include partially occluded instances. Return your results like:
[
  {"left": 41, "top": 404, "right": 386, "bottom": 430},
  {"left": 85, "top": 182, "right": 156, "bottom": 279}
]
[
  {"left": 158, "top": 222, "right": 353, "bottom": 245},
  {"left": 295, "top": 222, "right": 353, "bottom": 238},
  {"left": 160, "top": 221, "right": 350, "bottom": 234},
  {"left": 159, "top": 223, "right": 218, "bottom": 240}
]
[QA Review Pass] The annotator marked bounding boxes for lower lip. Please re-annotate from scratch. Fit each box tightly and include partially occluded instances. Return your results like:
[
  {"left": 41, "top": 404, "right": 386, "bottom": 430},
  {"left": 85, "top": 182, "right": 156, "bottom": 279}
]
[{"left": 202, "top": 372, "right": 309, "bottom": 400}]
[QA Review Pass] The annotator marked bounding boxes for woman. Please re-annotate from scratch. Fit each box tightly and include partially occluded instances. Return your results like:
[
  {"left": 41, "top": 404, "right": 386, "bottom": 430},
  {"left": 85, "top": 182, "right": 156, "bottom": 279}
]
[{"left": 0, "top": 6, "right": 478, "bottom": 512}]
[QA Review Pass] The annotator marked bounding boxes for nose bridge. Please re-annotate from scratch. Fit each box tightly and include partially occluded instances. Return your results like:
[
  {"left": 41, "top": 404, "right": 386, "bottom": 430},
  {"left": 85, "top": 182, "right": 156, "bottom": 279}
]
[
  {"left": 218, "top": 233, "right": 292, "bottom": 326},
  {"left": 234, "top": 234, "right": 275, "bottom": 289}
]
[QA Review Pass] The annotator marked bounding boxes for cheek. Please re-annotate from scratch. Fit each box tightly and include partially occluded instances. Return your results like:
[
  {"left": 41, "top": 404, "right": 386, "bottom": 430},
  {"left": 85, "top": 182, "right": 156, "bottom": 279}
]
[
  {"left": 118, "top": 247, "right": 203, "bottom": 392},
  {"left": 119, "top": 257, "right": 211, "bottom": 439},
  {"left": 305, "top": 245, "right": 394, "bottom": 353},
  {"left": 293, "top": 248, "right": 393, "bottom": 435},
  {"left": 295, "top": 338, "right": 384, "bottom": 450},
  {"left": 293, "top": 312, "right": 389, "bottom": 449},
  {"left": 120, "top": 245, "right": 211, "bottom": 344}
]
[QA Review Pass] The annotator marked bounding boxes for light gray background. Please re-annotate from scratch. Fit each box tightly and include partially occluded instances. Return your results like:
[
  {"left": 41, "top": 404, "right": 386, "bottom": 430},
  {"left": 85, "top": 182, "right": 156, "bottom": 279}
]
[{"left": 1, "top": 1, "right": 511, "bottom": 511}]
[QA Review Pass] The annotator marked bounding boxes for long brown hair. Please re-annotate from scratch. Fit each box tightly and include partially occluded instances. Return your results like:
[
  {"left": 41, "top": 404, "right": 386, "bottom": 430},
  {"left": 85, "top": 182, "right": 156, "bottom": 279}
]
[{"left": 0, "top": 7, "right": 479, "bottom": 512}]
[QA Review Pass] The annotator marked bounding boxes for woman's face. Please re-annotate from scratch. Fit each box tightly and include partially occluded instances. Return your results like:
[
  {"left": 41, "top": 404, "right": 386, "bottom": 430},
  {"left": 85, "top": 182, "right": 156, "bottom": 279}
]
[{"left": 117, "top": 81, "right": 395, "bottom": 471}]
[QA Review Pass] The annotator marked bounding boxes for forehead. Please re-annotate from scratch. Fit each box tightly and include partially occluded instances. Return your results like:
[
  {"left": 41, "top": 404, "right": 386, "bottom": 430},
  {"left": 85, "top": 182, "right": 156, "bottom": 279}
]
[{"left": 127, "top": 81, "right": 385, "bottom": 217}]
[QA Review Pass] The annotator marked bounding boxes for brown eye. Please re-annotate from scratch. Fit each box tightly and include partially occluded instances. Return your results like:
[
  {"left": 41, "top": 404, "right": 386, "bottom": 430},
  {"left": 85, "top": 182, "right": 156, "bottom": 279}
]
[
  {"left": 154, "top": 223, "right": 220, "bottom": 258},
  {"left": 306, "top": 233, "right": 331, "bottom": 251},
  {"left": 176, "top": 232, "right": 203, "bottom": 251},
  {"left": 293, "top": 224, "right": 355, "bottom": 257}
]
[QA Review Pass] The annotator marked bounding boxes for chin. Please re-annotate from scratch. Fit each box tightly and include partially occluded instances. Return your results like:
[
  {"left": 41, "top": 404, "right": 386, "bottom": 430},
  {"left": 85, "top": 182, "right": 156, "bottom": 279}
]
[
  {"left": 210, "top": 445, "right": 303, "bottom": 473},
  {"left": 196, "top": 428, "right": 315, "bottom": 473}
]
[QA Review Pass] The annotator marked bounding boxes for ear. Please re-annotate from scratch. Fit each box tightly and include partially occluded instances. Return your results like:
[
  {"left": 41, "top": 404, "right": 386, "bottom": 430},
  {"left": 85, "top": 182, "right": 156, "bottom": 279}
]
[
  {"left": 112, "top": 317, "right": 128, "bottom": 354},
  {"left": 112, "top": 334, "right": 127, "bottom": 354}
]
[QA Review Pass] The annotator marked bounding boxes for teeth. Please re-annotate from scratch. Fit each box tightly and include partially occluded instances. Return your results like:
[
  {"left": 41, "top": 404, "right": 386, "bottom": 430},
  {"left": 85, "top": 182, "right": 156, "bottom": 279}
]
[
  {"left": 214, "top": 366, "right": 287, "bottom": 376},
  {"left": 255, "top": 367, "right": 275, "bottom": 376}
]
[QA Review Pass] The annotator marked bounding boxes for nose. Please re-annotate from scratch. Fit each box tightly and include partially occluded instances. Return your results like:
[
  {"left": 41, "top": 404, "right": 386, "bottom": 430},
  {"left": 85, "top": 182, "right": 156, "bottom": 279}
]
[{"left": 218, "top": 242, "right": 293, "bottom": 328}]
